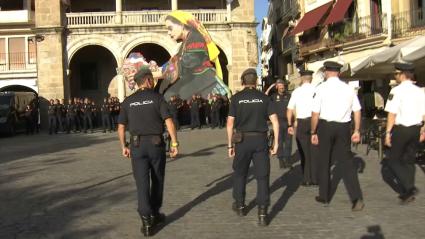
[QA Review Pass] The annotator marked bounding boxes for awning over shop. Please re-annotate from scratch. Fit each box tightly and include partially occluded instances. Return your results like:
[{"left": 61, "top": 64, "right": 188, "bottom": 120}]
[
  {"left": 289, "top": 2, "right": 333, "bottom": 36},
  {"left": 346, "top": 36, "right": 425, "bottom": 78},
  {"left": 323, "top": 0, "right": 353, "bottom": 25}
]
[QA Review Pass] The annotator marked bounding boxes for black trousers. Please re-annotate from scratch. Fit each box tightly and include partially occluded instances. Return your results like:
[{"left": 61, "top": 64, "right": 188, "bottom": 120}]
[
  {"left": 66, "top": 114, "right": 76, "bottom": 132},
  {"left": 25, "top": 117, "right": 34, "bottom": 134},
  {"left": 56, "top": 115, "right": 65, "bottom": 132},
  {"left": 296, "top": 118, "right": 318, "bottom": 184},
  {"left": 211, "top": 109, "right": 220, "bottom": 128},
  {"left": 233, "top": 134, "right": 270, "bottom": 206},
  {"left": 190, "top": 109, "right": 200, "bottom": 129},
  {"left": 277, "top": 119, "right": 292, "bottom": 161},
  {"left": 48, "top": 115, "right": 56, "bottom": 134},
  {"left": 387, "top": 125, "right": 420, "bottom": 195},
  {"left": 130, "top": 137, "right": 166, "bottom": 218},
  {"left": 102, "top": 114, "right": 111, "bottom": 131},
  {"left": 317, "top": 120, "right": 362, "bottom": 202},
  {"left": 83, "top": 114, "right": 93, "bottom": 132}
]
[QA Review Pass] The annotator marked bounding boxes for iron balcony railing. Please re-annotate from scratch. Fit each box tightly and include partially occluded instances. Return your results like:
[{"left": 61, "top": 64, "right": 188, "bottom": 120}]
[
  {"left": 66, "top": 9, "right": 228, "bottom": 27},
  {"left": 0, "top": 52, "right": 37, "bottom": 72},
  {"left": 392, "top": 8, "right": 425, "bottom": 38},
  {"left": 328, "top": 14, "right": 388, "bottom": 44}
]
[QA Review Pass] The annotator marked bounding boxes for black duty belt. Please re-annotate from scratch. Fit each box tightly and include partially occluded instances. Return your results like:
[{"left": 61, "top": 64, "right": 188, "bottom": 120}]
[
  {"left": 297, "top": 118, "right": 311, "bottom": 121},
  {"left": 319, "top": 119, "right": 351, "bottom": 124},
  {"left": 242, "top": 132, "right": 267, "bottom": 136},
  {"left": 395, "top": 124, "right": 422, "bottom": 128}
]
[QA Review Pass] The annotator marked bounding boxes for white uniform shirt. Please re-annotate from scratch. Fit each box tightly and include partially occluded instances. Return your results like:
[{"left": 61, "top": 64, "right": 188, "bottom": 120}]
[
  {"left": 384, "top": 80, "right": 425, "bottom": 127},
  {"left": 287, "top": 82, "right": 315, "bottom": 119},
  {"left": 312, "top": 77, "right": 361, "bottom": 123}
]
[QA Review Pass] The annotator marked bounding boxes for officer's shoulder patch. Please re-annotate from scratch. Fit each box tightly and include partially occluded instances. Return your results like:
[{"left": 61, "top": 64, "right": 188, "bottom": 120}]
[{"left": 388, "top": 94, "right": 394, "bottom": 100}]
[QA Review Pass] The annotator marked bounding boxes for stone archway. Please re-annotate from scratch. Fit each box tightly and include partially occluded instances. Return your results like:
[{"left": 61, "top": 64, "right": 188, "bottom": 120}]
[
  {"left": 121, "top": 33, "right": 176, "bottom": 59},
  {"left": 126, "top": 43, "right": 171, "bottom": 67},
  {"left": 0, "top": 84, "right": 37, "bottom": 93},
  {"left": 67, "top": 36, "right": 121, "bottom": 66},
  {"left": 69, "top": 45, "right": 118, "bottom": 103}
]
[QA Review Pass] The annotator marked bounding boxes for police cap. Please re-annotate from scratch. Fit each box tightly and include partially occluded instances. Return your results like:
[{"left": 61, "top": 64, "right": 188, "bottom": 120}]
[
  {"left": 134, "top": 66, "right": 153, "bottom": 85},
  {"left": 300, "top": 69, "right": 314, "bottom": 76},
  {"left": 394, "top": 62, "right": 414, "bottom": 73},
  {"left": 323, "top": 61, "right": 343, "bottom": 72}
]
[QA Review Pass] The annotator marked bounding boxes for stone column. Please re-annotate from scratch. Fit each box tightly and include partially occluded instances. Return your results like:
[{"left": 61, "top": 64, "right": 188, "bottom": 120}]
[
  {"left": 171, "top": 0, "right": 178, "bottom": 11},
  {"left": 117, "top": 74, "right": 126, "bottom": 102},
  {"left": 226, "top": 0, "right": 233, "bottom": 22},
  {"left": 383, "top": 0, "right": 392, "bottom": 44},
  {"left": 24, "top": 0, "right": 31, "bottom": 19},
  {"left": 35, "top": 0, "right": 67, "bottom": 126},
  {"left": 115, "top": 0, "right": 122, "bottom": 24}
]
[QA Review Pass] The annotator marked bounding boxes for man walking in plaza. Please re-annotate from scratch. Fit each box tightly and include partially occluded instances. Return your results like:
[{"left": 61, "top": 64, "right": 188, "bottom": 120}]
[
  {"left": 384, "top": 62, "right": 425, "bottom": 203},
  {"left": 227, "top": 68, "right": 279, "bottom": 226},
  {"left": 310, "top": 61, "right": 364, "bottom": 211},
  {"left": 118, "top": 66, "right": 178, "bottom": 237},
  {"left": 287, "top": 69, "right": 318, "bottom": 186}
]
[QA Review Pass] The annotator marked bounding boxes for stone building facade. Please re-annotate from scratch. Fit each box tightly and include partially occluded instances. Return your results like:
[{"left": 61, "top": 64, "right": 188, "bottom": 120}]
[
  {"left": 263, "top": 0, "right": 425, "bottom": 88},
  {"left": 0, "top": 0, "right": 258, "bottom": 103}
]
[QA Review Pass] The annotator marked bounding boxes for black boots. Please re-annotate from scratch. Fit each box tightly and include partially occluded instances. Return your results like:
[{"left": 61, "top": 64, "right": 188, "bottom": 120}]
[
  {"left": 258, "top": 206, "right": 268, "bottom": 227},
  {"left": 141, "top": 216, "right": 153, "bottom": 237},
  {"left": 141, "top": 213, "right": 166, "bottom": 237},
  {"left": 232, "top": 202, "right": 246, "bottom": 217},
  {"left": 152, "top": 212, "right": 166, "bottom": 226}
]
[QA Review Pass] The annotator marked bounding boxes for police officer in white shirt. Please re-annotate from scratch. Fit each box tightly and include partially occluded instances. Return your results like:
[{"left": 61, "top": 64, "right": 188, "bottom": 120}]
[
  {"left": 384, "top": 62, "right": 425, "bottom": 204},
  {"left": 287, "top": 69, "right": 318, "bottom": 186},
  {"left": 310, "top": 61, "right": 364, "bottom": 211}
]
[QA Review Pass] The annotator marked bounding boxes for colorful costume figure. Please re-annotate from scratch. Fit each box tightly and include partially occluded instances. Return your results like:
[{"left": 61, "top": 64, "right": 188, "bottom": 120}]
[{"left": 161, "top": 11, "right": 230, "bottom": 100}]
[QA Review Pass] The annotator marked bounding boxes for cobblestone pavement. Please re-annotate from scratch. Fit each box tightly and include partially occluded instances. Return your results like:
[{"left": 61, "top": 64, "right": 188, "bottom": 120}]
[{"left": 0, "top": 128, "right": 424, "bottom": 239}]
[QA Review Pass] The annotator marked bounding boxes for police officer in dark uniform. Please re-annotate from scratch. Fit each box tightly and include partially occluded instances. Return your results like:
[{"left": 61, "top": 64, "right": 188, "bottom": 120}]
[
  {"left": 270, "top": 79, "right": 293, "bottom": 168},
  {"left": 168, "top": 95, "right": 181, "bottom": 130},
  {"left": 48, "top": 99, "right": 57, "bottom": 135},
  {"left": 384, "top": 62, "right": 425, "bottom": 203},
  {"left": 210, "top": 94, "right": 222, "bottom": 129},
  {"left": 82, "top": 98, "right": 93, "bottom": 133},
  {"left": 101, "top": 97, "right": 112, "bottom": 133},
  {"left": 227, "top": 68, "right": 279, "bottom": 226},
  {"left": 311, "top": 61, "right": 364, "bottom": 211},
  {"left": 190, "top": 94, "right": 201, "bottom": 129},
  {"left": 65, "top": 98, "right": 76, "bottom": 133},
  {"left": 118, "top": 66, "right": 179, "bottom": 237},
  {"left": 54, "top": 99, "right": 64, "bottom": 133}
]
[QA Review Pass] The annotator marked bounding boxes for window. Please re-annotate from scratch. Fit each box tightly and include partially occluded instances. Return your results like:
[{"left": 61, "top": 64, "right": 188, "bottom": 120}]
[
  {"left": 80, "top": 63, "right": 98, "bottom": 90},
  {"left": 8, "top": 37, "right": 25, "bottom": 70}
]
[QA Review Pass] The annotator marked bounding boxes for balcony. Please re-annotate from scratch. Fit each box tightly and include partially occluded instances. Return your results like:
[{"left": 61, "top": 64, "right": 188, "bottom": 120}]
[
  {"left": 0, "top": 52, "right": 37, "bottom": 73},
  {"left": 281, "top": 35, "right": 295, "bottom": 55},
  {"left": 328, "top": 14, "right": 388, "bottom": 46},
  {"left": 0, "top": 10, "right": 34, "bottom": 25},
  {"left": 66, "top": 9, "right": 228, "bottom": 28},
  {"left": 392, "top": 8, "right": 425, "bottom": 38},
  {"left": 299, "top": 14, "right": 388, "bottom": 57}
]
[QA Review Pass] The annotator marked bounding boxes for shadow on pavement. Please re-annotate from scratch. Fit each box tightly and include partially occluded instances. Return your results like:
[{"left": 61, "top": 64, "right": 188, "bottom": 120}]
[
  {"left": 263, "top": 165, "right": 302, "bottom": 224},
  {"left": 0, "top": 134, "right": 116, "bottom": 165},
  {"left": 156, "top": 168, "right": 254, "bottom": 231},
  {"left": 0, "top": 169, "right": 133, "bottom": 239},
  {"left": 360, "top": 225, "right": 386, "bottom": 239},
  {"left": 173, "top": 144, "right": 227, "bottom": 161},
  {"left": 328, "top": 153, "right": 365, "bottom": 201}
]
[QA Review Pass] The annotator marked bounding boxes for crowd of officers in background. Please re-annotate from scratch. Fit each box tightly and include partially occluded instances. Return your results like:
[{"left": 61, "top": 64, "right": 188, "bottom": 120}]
[
  {"left": 37, "top": 97, "right": 121, "bottom": 135},
  {"left": 167, "top": 93, "right": 229, "bottom": 130},
  {"left": 22, "top": 93, "right": 229, "bottom": 135}
]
